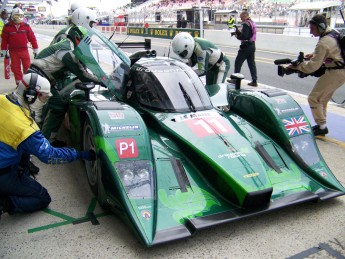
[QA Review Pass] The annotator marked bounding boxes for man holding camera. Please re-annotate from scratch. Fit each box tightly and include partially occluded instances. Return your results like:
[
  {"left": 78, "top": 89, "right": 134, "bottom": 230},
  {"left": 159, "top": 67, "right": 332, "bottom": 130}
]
[
  {"left": 287, "top": 14, "right": 345, "bottom": 136},
  {"left": 230, "top": 11, "right": 258, "bottom": 87}
]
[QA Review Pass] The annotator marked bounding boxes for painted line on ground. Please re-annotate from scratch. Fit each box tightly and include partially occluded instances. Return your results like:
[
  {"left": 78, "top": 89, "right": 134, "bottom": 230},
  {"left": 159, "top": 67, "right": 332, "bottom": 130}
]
[{"left": 27, "top": 197, "right": 112, "bottom": 233}]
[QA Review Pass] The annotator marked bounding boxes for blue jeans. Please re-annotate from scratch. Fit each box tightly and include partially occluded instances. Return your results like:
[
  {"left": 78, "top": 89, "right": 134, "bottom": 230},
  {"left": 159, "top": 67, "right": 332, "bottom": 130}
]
[{"left": 0, "top": 167, "right": 51, "bottom": 214}]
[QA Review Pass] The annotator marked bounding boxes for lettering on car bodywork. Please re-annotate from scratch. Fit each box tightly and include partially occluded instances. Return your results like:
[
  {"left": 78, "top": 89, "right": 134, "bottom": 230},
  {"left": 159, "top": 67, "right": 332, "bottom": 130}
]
[
  {"left": 116, "top": 138, "right": 139, "bottom": 159},
  {"left": 108, "top": 112, "right": 125, "bottom": 120}
]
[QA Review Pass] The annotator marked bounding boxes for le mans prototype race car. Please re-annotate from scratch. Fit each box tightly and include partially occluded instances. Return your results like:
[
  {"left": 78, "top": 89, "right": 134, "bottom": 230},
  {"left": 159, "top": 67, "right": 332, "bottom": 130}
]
[{"left": 59, "top": 28, "right": 345, "bottom": 246}]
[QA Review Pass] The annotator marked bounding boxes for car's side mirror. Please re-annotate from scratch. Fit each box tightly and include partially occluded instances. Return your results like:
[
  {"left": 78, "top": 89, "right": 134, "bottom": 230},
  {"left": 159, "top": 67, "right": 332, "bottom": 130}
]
[{"left": 75, "top": 82, "right": 95, "bottom": 101}]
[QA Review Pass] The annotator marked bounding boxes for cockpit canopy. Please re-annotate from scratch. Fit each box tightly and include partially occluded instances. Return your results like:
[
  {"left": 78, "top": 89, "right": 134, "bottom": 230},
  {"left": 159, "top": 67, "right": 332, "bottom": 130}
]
[{"left": 128, "top": 59, "right": 213, "bottom": 112}]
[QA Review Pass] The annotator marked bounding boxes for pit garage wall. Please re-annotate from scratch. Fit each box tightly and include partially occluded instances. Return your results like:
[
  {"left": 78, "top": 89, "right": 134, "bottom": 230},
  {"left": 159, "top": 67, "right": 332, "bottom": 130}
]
[{"left": 98, "top": 26, "right": 318, "bottom": 55}]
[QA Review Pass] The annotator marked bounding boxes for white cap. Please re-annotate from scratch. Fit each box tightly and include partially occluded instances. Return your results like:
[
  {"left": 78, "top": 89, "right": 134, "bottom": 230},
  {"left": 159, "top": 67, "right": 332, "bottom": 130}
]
[{"left": 11, "top": 7, "right": 24, "bottom": 16}]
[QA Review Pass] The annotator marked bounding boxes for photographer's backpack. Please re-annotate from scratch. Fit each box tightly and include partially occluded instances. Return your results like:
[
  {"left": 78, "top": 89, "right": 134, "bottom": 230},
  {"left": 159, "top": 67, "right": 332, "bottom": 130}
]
[{"left": 325, "top": 30, "right": 345, "bottom": 68}]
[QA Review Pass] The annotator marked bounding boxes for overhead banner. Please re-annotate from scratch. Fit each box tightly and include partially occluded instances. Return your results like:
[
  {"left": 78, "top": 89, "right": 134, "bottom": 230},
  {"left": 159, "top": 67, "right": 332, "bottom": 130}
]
[{"left": 127, "top": 27, "right": 202, "bottom": 39}]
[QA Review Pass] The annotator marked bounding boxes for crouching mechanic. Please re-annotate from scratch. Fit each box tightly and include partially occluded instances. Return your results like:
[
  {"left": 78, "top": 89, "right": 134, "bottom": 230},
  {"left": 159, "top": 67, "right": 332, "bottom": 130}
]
[
  {"left": 287, "top": 14, "right": 345, "bottom": 136},
  {"left": 172, "top": 32, "right": 230, "bottom": 85},
  {"left": 0, "top": 73, "right": 96, "bottom": 216},
  {"left": 27, "top": 25, "right": 101, "bottom": 147}
]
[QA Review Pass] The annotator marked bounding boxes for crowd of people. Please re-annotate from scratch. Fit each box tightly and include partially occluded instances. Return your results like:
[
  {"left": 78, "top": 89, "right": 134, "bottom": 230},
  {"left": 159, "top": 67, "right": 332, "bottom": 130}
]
[{"left": 125, "top": 0, "right": 295, "bottom": 21}]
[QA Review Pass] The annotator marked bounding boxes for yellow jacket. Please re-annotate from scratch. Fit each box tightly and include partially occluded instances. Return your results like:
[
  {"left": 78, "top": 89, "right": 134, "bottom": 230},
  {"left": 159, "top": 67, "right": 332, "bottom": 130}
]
[{"left": 0, "top": 95, "right": 39, "bottom": 150}]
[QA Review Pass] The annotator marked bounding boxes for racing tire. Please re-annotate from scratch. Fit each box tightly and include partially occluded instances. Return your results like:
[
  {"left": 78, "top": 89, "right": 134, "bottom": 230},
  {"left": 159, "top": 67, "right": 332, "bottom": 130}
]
[{"left": 83, "top": 119, "right": 99, "bottom": 195}]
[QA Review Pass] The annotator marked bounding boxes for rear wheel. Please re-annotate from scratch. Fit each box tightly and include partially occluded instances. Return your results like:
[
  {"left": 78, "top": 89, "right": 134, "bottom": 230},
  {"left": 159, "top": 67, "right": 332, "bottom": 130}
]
[{"left": 83, "top": 119, "right": 99, "bottom": 195}]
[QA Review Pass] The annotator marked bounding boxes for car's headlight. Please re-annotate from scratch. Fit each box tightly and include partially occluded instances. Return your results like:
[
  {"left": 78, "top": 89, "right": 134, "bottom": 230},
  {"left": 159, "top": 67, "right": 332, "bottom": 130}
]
[{"left": 115, "top": 160, "right": 153, "bottom": 198}]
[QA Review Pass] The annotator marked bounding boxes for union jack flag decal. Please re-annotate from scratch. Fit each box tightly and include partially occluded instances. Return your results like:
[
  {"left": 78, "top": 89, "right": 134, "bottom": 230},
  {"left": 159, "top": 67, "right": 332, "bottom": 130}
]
[{"left": 282, "top": 116, "right": 310, "bottom": 136}]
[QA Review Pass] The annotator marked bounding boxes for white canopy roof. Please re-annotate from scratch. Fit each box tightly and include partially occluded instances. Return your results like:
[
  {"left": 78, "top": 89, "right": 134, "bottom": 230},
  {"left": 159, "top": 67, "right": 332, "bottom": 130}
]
[{"left": 289, "top": 1, "right": 341, "bottom": 11}]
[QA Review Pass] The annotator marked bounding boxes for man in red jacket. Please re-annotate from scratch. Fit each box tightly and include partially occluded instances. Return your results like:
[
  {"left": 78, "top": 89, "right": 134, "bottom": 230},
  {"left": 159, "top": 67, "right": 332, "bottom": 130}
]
[{"left": 1, "top": 8, "right": 38, "bottom": 85}]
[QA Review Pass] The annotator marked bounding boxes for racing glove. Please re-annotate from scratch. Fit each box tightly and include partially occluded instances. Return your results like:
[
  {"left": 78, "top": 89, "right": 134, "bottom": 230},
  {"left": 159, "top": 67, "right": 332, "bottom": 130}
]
[
  {"left": 79, "top": 150, "right": 97, "bottom": 161},
  {"left": 33, "top": 49, "right": 38, "bottom": 58}
]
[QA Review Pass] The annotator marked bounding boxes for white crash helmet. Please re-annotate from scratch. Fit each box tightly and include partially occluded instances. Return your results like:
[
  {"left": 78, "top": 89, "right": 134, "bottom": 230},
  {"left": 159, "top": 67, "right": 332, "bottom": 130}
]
[
  {"left": 71, "top": 7, "right": 98, "bottom": 30},
  {"left": 11, "top": 7, "right": 24, "bottom": 24},
  {"left": 171, "top": 32, "right": 195, "bottom": 59},
  {"left": 70, "top": 2, "right": 82, "bottom": 13},
  {"left": 17, "top": 73, "right": 52, "bottom": 104}
]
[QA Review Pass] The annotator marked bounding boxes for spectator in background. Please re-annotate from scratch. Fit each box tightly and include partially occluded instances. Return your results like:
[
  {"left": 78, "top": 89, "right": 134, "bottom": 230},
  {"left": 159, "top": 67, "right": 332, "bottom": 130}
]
[
  {"left": 176, "top": 17, "right": 181, "bottom": 28},
  {"left": 0, "top": 10, "right": 8, "bottom": 57},
  {"left": 228, "top": 15, "right": 235, "bottom": 30},
  {"left": 181, "top": 17, "right": 187, "bottom": 28},
  {"left": 1, "top": 8, "right": 38, "bottom": 85},
  {"left": 144, "top": 22, "right": 149, "bottom": 33},
  {"left": 13, "top": 3, "right": 23, "bottom": 9}
]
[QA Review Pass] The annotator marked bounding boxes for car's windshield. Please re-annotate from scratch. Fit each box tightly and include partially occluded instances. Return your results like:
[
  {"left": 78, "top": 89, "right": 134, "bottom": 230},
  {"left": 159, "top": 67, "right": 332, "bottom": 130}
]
[
  {"left": 89, "top": 34, "right": 123, "bottom": 75},
  {"left": 74, "top": 29, "right": 131, "bottom": 95},
  {"left": 132, "top": 60, "right": 213, "bottom": 112}
]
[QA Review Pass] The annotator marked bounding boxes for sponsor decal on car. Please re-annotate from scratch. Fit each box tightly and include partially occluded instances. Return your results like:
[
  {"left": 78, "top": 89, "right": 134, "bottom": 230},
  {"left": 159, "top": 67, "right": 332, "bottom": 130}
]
[
  {"left": 141, "top": 210, "right": 151, "bottom": 220},
  {"left": 243, "top": 172, "right": 260, "bottom": 178},
  {"left": 108, "top": 112, "right": 125, "bottom": 120},
  {"left": 274, "top": 107, "right": 299, "bottom": 116},
  {"left": 218, "top": 152, "right": 246, "bottom": 159},
  {"left": 319, "top": 171, "right": 328, "bottom": 178},
  {"left": 173, "top": 111, "right": 221, "bottom": 122},
  {"left": 282, "top": 116, "right": 310, "bottom": 136},
  {"left": 274, "top": 97, "right": 287, "bottom": 104},
  {"left": 116, "top": 138, "right": 139, "bottom": 159},
  {"left": 135, "top": 66, "right": 186, "bottom": 73},
  {"left": 102, "top": 123, "right": 140, "bottom": 134},
  {"left": 186, "top": 117, "right": 234, "bottom": 137},
  {"left": 138, "top": 205, "right": 152, "bottom": 210}
]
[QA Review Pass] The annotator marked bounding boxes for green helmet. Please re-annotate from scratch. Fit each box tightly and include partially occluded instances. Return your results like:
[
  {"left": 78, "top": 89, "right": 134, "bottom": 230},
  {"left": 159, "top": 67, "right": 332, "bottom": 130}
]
[{"left": 66, "top": 25, "right": 88, "bottom": 46}]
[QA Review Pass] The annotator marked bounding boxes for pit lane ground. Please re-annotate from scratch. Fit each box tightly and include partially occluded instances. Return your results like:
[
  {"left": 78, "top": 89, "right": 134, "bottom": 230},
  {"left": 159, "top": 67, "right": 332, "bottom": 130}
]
[{"left": 0, "top": 30, "right": 345, "bottom": 259}]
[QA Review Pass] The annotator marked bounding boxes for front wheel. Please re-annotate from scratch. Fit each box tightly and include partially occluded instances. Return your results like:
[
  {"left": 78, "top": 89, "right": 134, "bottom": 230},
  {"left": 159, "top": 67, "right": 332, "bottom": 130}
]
[{"left": 83, "top": 119, "right": 99, "bottom": 195}]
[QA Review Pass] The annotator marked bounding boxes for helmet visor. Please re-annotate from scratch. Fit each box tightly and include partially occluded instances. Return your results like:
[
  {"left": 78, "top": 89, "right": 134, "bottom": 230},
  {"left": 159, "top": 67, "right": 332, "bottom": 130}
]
[
  {"left": 178, "top": 50, "right": 188, "bottom": 58},
  {"left": 89, "top": 21, "right": 97, "bottom": 28}
]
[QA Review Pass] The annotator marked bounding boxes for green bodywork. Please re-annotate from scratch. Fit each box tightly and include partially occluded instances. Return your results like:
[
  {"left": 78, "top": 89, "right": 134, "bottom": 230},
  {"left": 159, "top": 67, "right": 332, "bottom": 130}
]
[{"left": 63, "top": 29, "right": 345, "bottom": 246}]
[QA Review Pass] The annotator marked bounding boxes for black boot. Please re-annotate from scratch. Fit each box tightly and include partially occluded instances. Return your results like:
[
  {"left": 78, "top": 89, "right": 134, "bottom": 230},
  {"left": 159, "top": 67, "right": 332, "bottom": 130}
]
[
  {"left": 29, "top": 161, "right": 40, "bottom": 175},
  {"left": 312, "top": 125, "right": 329, "bottom": 136},
  {"left": 0, "top": 196, "right": 12, "bottom": 219}
]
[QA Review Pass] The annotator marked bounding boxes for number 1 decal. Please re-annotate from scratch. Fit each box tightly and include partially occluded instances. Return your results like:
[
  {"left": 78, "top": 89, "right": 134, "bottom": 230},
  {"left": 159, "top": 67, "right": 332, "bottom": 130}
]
[
  {"left": 186, "top": 118, "right": 233, "bottom": 137},
  {"left": 116, "top": 138, "right": 139, "bottom": 159}
]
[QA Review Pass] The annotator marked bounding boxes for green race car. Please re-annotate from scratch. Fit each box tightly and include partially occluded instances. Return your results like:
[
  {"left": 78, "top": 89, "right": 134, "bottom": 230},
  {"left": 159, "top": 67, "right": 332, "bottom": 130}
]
[{"left": 61, "top": 28, "right": 345, "bottom": 246}]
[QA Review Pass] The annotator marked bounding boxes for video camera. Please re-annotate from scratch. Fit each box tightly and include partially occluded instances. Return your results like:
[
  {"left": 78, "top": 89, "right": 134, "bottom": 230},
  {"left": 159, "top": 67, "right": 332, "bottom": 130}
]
[
  {"left": 231, "top": 25, "right": 240, "bottom": 37},
  {"left": 274, "top": 52, "right": 326, "bottom": 78},
  {"left": 274, "top": 52, "right": 306, "bottom": 78}
]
